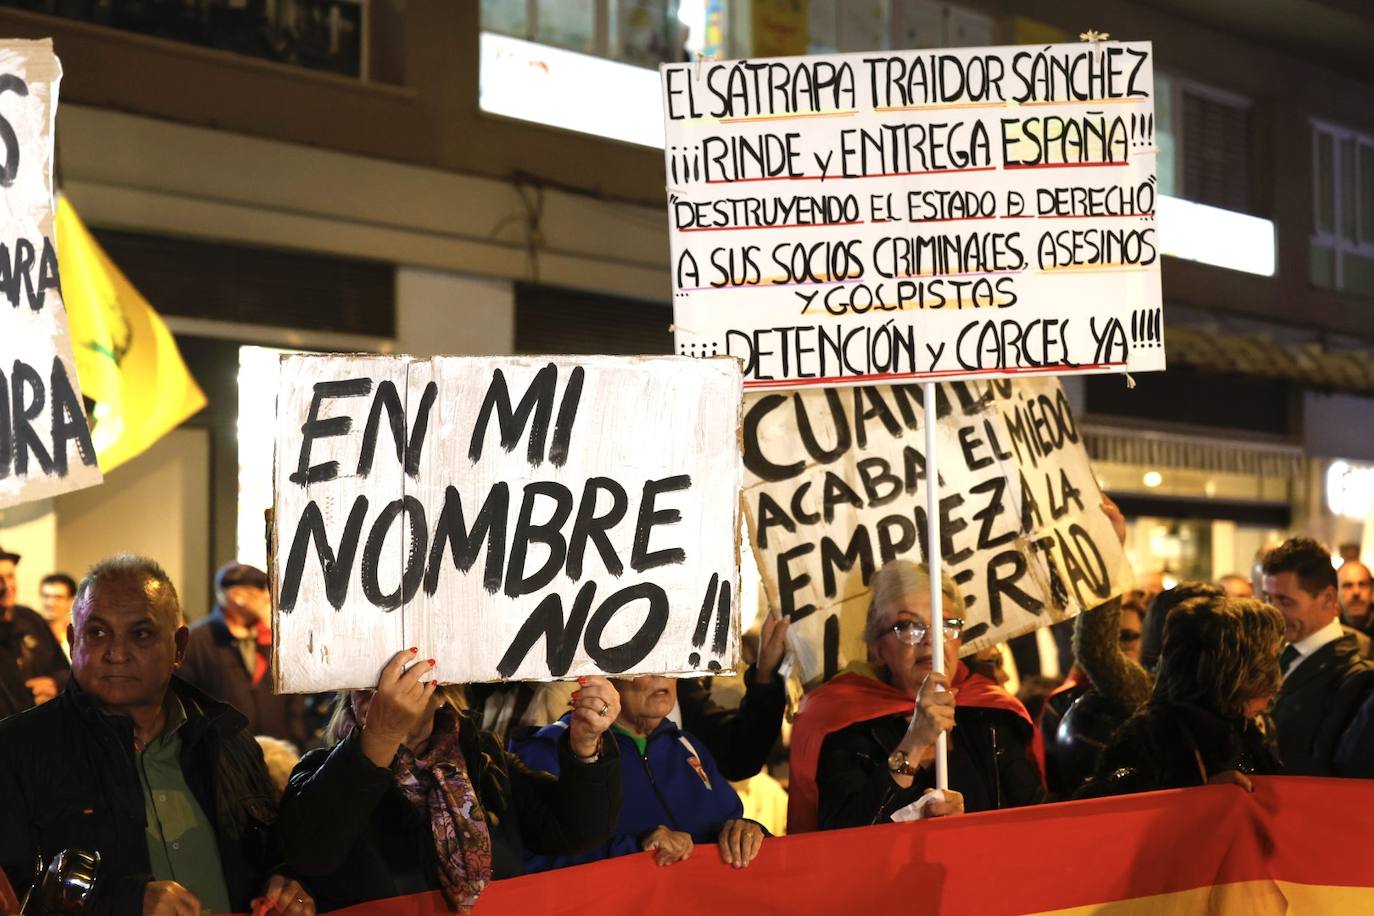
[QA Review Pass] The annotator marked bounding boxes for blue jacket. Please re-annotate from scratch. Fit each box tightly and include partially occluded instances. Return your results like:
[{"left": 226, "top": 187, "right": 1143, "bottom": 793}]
[{"left": 511, "top": 715, "right": 743, "bottom": 872}]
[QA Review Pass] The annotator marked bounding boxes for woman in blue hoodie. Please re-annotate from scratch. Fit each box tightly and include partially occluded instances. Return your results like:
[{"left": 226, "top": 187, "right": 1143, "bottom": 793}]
[{"left": 512, "top": 674, "right": 766, "bottom": 871}]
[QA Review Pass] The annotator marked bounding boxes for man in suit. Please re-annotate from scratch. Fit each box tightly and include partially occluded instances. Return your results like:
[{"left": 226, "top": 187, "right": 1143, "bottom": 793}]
[{"left": 1262, "top": 537, "right": 1374, "bottom": 776}]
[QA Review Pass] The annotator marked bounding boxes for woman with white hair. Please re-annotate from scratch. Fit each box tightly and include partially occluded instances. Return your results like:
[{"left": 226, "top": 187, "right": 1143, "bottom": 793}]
[{"left": 789, "top": 560, "right": 1045, "bottom": 833}]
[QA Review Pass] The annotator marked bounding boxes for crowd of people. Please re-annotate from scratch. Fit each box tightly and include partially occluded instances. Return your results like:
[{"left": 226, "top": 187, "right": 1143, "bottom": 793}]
[{"left": 2, "top": 518, "right": 1374, "bottom": 914}]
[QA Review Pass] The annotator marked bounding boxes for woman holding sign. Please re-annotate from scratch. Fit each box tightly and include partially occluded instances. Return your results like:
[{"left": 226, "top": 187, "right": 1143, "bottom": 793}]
[
  {"left": 789, "top": 560, "right": 1045, "bottom": 833},
  {"left": 277, "top": 650, "right": 623, "bottom": 912}
]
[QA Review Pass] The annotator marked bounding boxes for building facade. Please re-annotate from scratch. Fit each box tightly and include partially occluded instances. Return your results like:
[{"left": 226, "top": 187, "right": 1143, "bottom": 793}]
[{"left": 0, "top": 0, "right": 1370, "bottom": 610}]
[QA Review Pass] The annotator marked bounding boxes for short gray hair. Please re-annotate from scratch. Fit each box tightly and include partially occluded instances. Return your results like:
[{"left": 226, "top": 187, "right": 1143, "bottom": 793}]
[
  {"left": 863, "top": 559, "right": 964, "bottom": 643},
  {"left": 75, "top": 554, "right": 182, "bottom": 629}
]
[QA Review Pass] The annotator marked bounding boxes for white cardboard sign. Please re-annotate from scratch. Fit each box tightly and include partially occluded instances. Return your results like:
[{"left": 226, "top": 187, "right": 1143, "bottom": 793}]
[
  {"left": 0, "top": 40, "right": 101, "bottom": 508},
  {"left": 742, "top": 377, "right": 1127, "bottom": 686},
  {"left": 662, "top": 41, "right": 1164, "bottom": 389},
  {"left": 271, "top": 354, "right": 744, "bottom": 693}
]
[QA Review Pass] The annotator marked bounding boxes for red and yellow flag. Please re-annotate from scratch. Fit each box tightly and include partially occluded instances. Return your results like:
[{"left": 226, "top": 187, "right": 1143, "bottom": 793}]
[{"left": 315, "top": 778, "right": 1374, "bottom": 915}]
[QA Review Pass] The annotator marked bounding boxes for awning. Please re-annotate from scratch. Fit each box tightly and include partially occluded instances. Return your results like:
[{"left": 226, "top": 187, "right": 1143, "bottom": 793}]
[{"left": 1168, "top": 325, "right": 1374, "bottom": 394}]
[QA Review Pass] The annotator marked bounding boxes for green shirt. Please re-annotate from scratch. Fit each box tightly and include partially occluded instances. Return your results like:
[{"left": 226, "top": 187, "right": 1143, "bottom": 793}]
[
  {"left": 135, "top": 696, "right": 234, "bottom": 914},
  {"left": 613, "top": 725, "right": 649, "bottom": 757}
]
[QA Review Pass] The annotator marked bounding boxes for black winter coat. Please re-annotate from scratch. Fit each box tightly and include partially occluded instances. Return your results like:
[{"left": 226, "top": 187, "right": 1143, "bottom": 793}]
[
  {"left": 179, "top": 610, "right": 309, "bottom": 748},
  {"left": 1271, "top": 635, "right": 1374, "bottom": 776},
  {"left": 816, "top": 706, "right": 1045, "bottom": 829},
  {"left": 279, "top": 708, "right": 622, "bottom": 912},
  {"left": 0, "top": 677, "right": 281, "bottom": 915},
  {"left": 1076, "top": 701, "right": 1282, "bottom": 798},
  {"left": 678, "top": 665, "right": 787, "bottom": 781},
  {"left": 0, "top": 605, "right": 70, "bottom": 718}
]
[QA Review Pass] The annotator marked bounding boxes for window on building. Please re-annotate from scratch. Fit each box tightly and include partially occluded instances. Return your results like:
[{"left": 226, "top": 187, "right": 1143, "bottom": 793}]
[
  {"left": 1312, "top": 121, "right": 1374, "bottom": 297},
  {"left": 1154, "top": 74, "right": 1253, "bottom": 212},
  {"left": 481, "top": 0, "right": 693, "bottom": 64},
  {"left": 477, "top": 0, "right": 996, "bottom": 146},
  {"left": 881, "top": 0, "right": 996, "bottom": 55},
  {"left": 479, "top": 0, "right": 701, "bottom": 146},
  {"left": 13, "top": 1, "right": 368, "bottom": 78},
  {"left": 1151, "top": 74, "right": 1272, "bottom": 276}
]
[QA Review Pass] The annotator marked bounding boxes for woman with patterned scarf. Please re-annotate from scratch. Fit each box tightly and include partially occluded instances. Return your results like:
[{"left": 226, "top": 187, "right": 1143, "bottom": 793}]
[{"left": 278, "top": 648, "right": 623, "bottom": 912}]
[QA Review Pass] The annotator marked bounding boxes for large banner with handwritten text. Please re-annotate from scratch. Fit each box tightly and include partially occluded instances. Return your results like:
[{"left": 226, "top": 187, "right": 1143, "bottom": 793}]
[
  {"left": 743, "top": 377, "right": 1126, "bottom": 686},
  {"left": 0, "top": 40, "right": 101, "bottom": 508},
  {"left": 662, "top": 42, "right": 1164, "bottom": 389},
  {"left": 271, "top": 355, "right": 743, "bottom": 693}
]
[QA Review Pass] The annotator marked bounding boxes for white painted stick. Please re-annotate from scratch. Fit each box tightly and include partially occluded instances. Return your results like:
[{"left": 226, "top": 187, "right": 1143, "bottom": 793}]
[{"left": 923, "top": 381, "right": 948, "bottom": 792}]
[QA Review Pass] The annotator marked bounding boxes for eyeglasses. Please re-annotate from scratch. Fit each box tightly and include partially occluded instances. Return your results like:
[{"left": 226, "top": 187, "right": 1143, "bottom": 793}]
[{"left": 889, "top": 618, "right": 965, "bottom": 645}]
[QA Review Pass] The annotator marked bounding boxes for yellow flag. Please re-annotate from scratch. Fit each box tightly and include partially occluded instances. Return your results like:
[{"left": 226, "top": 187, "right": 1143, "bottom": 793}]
[{"left": 56, "top": 197, "right": 207, "bottom": 472}]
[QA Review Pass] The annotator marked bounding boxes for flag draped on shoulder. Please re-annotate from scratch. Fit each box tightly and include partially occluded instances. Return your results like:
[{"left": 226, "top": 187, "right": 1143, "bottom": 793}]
[{"left": 56, "top": 197, "right": 206, "bottom": 472}]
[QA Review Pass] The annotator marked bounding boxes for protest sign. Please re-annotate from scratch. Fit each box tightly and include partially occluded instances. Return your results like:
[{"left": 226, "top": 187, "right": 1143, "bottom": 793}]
[
  {"left": 662, "top": 41, "right": 1164, "bottom": 388},
  {"left": 742, "top": 376, "right": 1125, "bottom": 686},
  {"left": 0, "top": 40, "right": 101, "bottom": 508},
  {"left": 271, "top": 354, "right": 744, "bottom": 693}
]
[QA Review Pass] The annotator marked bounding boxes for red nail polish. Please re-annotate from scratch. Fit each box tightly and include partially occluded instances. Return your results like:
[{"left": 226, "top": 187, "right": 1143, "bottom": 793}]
[
  {"left": 427, "top": 659, "right": 436, "bottom": 666},
  {"left": 578, "top": 676, "right": 588, "bottom": 685},
  {"left": 409, "top": 647, "right": 418, "bottom": 654},
  {"left": 572, "top": 690, "right": 581, "bottom": 698}
]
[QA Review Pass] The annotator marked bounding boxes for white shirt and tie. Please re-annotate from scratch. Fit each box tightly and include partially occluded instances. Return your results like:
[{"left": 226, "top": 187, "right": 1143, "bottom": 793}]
[{"left": 1280, "top": 616, "right": 1345, "bottom": 677}]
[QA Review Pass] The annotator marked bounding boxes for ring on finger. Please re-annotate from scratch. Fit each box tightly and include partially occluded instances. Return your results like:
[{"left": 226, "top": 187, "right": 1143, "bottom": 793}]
[{"left": 598, "top": 701, "right": 610, "bottom": 716}]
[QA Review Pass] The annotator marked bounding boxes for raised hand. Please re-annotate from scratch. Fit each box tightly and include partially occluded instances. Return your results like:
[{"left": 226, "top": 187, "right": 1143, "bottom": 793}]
[
  {"left": 754, "top": 613, "right": 790, "bottom": 684},
  {"left": 568, "top": 675, "right": 620, "bottom": 758},
  {"left": 358, "top": 648, "right": 438, "bottom": 767},
  {"left": 903, "top": 671, "right": 957, "bottom": 753},
  {"left": 1101, "top": 495, "right": 1127, "bottom": 546}
]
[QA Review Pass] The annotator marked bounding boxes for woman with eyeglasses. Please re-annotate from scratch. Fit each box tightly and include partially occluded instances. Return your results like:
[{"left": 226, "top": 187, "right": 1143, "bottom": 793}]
[{"left": 787, "top": 560, "right": 1046, "bottom": 834}]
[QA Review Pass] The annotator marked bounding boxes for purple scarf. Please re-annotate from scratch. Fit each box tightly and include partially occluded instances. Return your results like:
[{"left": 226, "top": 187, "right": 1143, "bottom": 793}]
[{"left": 341, "top": 709, "right": 494, "bottom": 911}]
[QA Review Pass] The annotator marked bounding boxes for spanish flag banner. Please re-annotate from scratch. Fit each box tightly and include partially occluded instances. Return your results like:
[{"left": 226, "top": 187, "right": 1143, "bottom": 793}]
[
  {"left": 56, "top": 197, "right": 206, "bottom": 472},
  {"left": 311, "top": 778, "right": 1373, "bottom": 915}
]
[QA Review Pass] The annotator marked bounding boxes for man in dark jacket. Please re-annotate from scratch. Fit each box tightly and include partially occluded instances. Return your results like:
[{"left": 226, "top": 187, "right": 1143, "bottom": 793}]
[
  {"left": 0, "top": 554, "right": 314, "bottom": 916},
  {"left": 1263, "top": 538, "right": 1374, "bottom": 776},
  {"left": 0, "top": 546, "right": 70, "bottom": 715},
  {"left": 180, "top": 562, "right": 309, "bottom": 747},
  {"left": 675, "top": 611, "right": 789, "bottom": 781}
]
